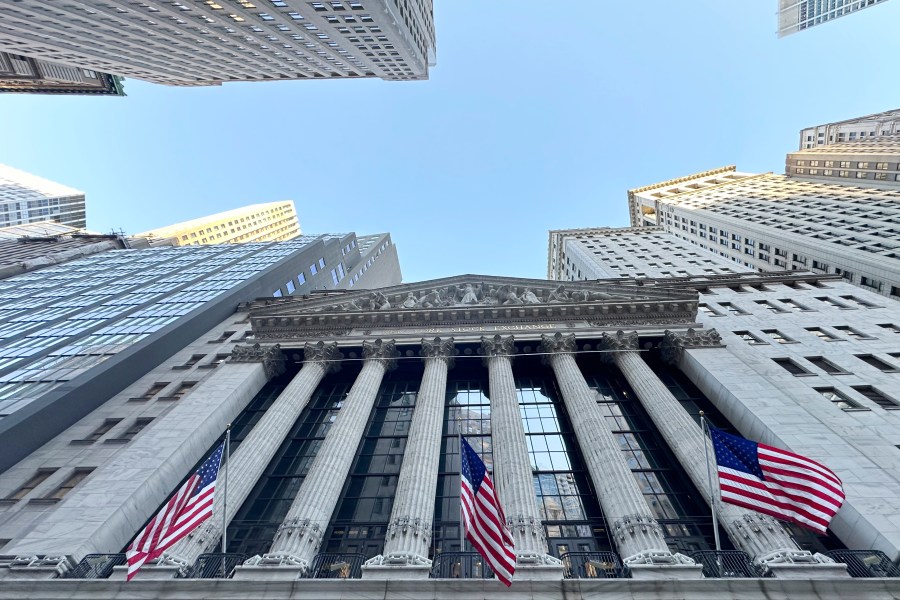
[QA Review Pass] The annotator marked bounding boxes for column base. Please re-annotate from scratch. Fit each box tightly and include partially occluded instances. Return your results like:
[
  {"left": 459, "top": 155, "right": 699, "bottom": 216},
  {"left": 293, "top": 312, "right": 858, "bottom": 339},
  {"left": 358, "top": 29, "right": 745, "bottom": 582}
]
[
  {"left": 232, "top": 564, "right": 304, "bottom": 580},
  {"left": 766, "top": 562, "right": 849, "bottom": 579},
  {"left": 629, "top": 564, "right": 704, "bottom": 580},
  {"left": 2, "top": 566, "right": 63, "bottom": 580},
  {"left": 513, "top": 554, "right": 564, "bottom": 580},
  {"left": 110, "top": 564, "right": 181, "bottom": 580},
  {"left": 362, "top": 553, "right": 431, "bottom": 579}
]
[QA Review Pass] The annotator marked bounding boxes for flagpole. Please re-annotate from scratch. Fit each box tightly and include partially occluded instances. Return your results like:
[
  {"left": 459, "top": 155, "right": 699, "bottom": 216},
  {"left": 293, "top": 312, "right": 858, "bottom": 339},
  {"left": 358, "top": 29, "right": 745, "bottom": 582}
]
[
  {"left": 457, "top": 410, "right": 464, "bottom": 553},
  {"left": 699, "top": 412, "right": 722, "bottom": 552},
  {"left": 221, "top": 424, "right": 231, "bottom": 578}
]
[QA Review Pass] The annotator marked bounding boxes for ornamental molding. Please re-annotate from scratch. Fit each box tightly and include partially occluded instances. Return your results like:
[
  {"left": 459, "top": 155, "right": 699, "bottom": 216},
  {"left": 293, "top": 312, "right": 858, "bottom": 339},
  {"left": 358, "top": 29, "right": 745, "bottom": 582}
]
[
  {"left": 660, "top": 328, "right": 725, "bottom": 365},
  {"left": 229, "top": 343, "right": 285, "bottom": 379}
]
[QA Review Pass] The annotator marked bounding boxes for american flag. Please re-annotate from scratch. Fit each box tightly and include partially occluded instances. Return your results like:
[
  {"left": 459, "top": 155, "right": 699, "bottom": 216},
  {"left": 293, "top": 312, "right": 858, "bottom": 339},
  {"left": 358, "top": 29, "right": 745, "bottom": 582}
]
[
  {"left": 459, "top": 436, "right": 516, "bottom": 586},
  {"left": 710, "top": 427, "right": 844, "bottom": 534},
  {"left": 125, "top": 441, "right": 225, "bottom": 580}
]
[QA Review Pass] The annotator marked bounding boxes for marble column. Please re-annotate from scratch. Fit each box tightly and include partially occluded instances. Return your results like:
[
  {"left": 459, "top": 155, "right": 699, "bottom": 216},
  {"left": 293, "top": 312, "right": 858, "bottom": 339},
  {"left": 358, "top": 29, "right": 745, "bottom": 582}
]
[
  {"left": 539, "top": 333, "right": 700, "bottom": 579},
  {"left": 363, "top": 337, "right": 455, "bottom": 579},
  {"left": 480, "top": 335, "right": 562, "bottom": 578},
  {"left": 236, "top": 339, "right": 397, "bottom": 580},
  {"left": 159, "top": 341, "right": 341, "bottom": 570},
  {"left": 602, "top": 330, "right": 847, "bottom": 578}
]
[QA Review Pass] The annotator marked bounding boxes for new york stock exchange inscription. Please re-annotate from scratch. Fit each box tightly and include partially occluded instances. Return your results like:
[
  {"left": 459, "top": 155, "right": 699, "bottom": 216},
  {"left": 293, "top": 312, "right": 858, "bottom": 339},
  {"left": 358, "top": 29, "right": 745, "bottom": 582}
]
[{"left": 370, "top": 323, "right": 560, "bottom": 336}]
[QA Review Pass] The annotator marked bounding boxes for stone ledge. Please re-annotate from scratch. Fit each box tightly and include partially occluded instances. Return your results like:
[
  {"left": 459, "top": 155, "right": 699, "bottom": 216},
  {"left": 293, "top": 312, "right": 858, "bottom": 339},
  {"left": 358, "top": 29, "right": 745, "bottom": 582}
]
[{"left": 0, "top": 575, "right": 898, "bottom": 599}]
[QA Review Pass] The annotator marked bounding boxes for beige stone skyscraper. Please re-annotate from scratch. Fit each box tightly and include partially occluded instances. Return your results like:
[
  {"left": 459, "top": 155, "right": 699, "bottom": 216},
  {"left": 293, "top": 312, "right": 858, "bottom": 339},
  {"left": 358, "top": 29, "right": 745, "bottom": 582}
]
[
  {"left": 627, "top": 166, "right": 900, "bottom": 301},
  {"left": 136, "top": 201, "right": 300, "bottom": 246},
  {"left": 799, "top": 108, "right": 900, "bottom": 149}
]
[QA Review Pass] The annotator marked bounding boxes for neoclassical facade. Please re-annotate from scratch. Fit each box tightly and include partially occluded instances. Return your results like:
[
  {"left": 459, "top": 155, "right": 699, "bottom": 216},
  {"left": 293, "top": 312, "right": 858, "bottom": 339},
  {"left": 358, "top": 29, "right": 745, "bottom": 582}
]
[{"left": 1, "top": 274, "right": 898, "bottom": 598}]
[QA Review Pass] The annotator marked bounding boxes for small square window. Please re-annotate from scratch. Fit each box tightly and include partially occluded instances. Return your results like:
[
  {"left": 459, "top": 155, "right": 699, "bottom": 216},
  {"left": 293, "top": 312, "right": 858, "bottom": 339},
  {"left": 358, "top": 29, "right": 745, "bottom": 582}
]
[
  {"left": 773, "top": 357, "right": 813, "bottom": 376},
  {"left": 814, "top": 387, "right": 863, "bottom": 411}
]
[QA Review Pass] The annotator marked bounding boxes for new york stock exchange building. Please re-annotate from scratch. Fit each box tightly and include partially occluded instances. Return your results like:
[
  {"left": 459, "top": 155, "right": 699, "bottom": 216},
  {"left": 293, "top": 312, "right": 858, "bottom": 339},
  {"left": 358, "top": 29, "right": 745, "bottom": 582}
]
[{"left": 2, "top": 273, "right": 900, "bottom": 599}]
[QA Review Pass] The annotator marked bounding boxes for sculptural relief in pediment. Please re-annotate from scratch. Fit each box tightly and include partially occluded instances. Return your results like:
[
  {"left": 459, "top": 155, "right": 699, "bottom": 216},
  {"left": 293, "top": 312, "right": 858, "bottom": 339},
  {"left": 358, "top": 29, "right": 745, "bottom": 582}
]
[{"left": 330, "top": 282, "right": 633, "bottom": 313}]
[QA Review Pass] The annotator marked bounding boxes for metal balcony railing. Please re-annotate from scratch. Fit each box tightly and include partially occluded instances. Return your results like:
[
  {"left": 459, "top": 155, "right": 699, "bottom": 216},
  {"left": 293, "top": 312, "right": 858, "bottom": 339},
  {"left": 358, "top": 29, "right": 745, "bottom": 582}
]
[
  {"left": 824, "top": 550, "right": 900, "bottom": 578},
  {"left": 688, "top": 550, "right": 762, "bottom": 578},
  {"left": 304, "top": 552, "right": 367, "bottom": 579},
  {"left": 65, "top": 553, "right": 126, "bottom": 579},
  {"left": 429, "top": 552, "right": 495, "bottom": 579},
  {"left": 560, "top": 551, "right": 627, "bottom": 579},
  {"left": 179, "top": 553, "right": 247, "bottom": 579}
]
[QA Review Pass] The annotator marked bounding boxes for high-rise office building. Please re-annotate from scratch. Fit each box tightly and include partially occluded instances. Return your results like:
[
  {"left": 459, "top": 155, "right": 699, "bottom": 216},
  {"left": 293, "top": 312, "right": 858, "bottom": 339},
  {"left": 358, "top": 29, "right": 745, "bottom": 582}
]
[
  {"left": 3, "top": 259, "right": 900, "bottom": 597},
  {"left": 0, "top": 232, "right": 400, "bottom": 476},
  {"left": 799, "top": 108, "right": 900, "bottom": 149},
  {"left": 135, "top": 201, "right": 301, "bottom": 246},
  {"left": 0, "top": 52, "right": 123, "bottom": 96},
  {"left": 0, "top": 0, "right": 436, "bottom": 87},
  {"left": 0, "top": 165, "right": 86, "bottom": 229},
  {"left": 627, "top": 166, "right": 900, "bottom": 301},
  {"left": 785, "top": 138, "right": 900, "bottom": 189},
  {"left": 777, "top": 0, "right": 889, "bottom": 37},
  {"left": 0, "top": 221, "right": 172, "bottom": 280}
]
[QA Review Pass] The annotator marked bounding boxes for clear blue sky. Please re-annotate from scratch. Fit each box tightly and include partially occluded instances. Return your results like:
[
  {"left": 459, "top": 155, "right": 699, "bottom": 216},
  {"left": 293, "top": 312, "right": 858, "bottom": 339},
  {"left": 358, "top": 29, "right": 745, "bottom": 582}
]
[{"left": 2, "top": 1, "right": 899, "bottom": 283}]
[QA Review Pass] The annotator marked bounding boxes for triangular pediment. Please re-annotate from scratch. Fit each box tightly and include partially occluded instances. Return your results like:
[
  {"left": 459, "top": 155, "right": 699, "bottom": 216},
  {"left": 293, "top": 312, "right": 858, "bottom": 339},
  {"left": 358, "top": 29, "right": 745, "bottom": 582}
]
[{"left": 248, "top": 275, "right": 699, "bottom": 340}]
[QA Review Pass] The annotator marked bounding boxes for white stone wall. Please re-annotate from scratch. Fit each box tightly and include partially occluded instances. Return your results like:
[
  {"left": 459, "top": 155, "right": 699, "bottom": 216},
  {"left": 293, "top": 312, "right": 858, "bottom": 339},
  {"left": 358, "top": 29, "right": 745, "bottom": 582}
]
[
  {"left": 687, "top": 279, "right": 900, "bottom": 558},
  {"left": 0, "top": 312, "right": 255, "bottom": 557}
]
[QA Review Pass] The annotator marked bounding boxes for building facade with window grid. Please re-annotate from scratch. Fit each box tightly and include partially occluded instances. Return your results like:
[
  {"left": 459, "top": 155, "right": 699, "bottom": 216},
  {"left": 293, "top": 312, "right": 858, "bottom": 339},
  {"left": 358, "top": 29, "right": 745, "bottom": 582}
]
[
  {"left": 0, "top": 164, "right": 86, "bottom": 229},
  {"left": 4, "top": 271, "right": 900, "bottom": 597},
  {"left": 135, "top": 201, "right": 301, "bottom": 246},
  {"left": 626, "top": 166, "right": 900, "bottom": 301},
  {"left": 777, "top": 0, "right": 889, "bottom": 37},
  {"left": 0, "top": 231, "right": 401, "bottom": 475},
  {"left": 0, "top": 0, "right": 436, "bottom": 87},
  {"left": 786, "top": 138, "right": 900, "bottom": 190},
  {"left": 799, "top": 107, "right": 900, "bottom": 149},
  {"left": 0, "top": 51, "right": 123, "bottom": 96}
]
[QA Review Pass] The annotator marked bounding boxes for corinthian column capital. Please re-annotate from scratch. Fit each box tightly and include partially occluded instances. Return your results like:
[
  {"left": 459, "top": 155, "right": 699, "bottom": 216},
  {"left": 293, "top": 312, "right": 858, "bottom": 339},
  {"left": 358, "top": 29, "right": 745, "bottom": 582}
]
[
  {"left": 660, "top": 328, "right": 725, "bottom": 365},
  {"left": 362, "top": 338, "right": 398, "bottom": 370},
  {"left": 539, "top": 332, "right": 577, "bottom": 362},
  {"left": 230, "top": 343, "right": 285, "bottom": 379},
  {"left": 480, "top": 335, "right": 515, "bottom": 364},
  {"left": 303, "top": 341, "right": 342, "bottom": 373},
  {"left": 598, "top": 330, "right": 639, "bottom": 362},
  {"left": 420, "top": 337, "right": 455, "bottom": 367}
]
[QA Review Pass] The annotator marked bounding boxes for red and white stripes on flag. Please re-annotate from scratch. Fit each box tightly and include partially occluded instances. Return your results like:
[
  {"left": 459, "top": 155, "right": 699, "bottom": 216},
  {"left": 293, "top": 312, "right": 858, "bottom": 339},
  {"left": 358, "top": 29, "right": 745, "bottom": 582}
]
[
  {"left": 460, "top": 436, "right": 516, "bottom": 586},
  {"left": 125, "top": 441, "right": 225, "bottom": 580},
  {"left": 710, "top": 427, "right": 844, "bottom": 534}
]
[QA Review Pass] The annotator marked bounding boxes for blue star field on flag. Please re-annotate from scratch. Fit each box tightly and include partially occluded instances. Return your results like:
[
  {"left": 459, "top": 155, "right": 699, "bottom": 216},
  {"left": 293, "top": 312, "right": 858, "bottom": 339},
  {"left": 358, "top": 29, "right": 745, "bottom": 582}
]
[{"left": 710, "top": 427, "right": 765, "bottom": 480}]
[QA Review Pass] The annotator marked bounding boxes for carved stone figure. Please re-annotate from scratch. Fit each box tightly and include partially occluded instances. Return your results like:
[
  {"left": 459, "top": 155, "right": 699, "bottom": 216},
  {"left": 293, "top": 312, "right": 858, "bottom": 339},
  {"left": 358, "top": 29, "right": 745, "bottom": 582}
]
[
  {"left": 373, "top": 291, "right": 391, "bottom": 310},
  {"left": 522, "top": 287, "right": 542, "bottom": 304},
  {"left": 483, "top": 286, "right": 500, "bottom": 305},
  {"left": 400, "top": 292, "right": 418, "bottom": 309},
  {"left": 457, "top": 283, "right": 480, "bottom": 305},
  {"left": 502, "top": 288, "right": 523, "bottom": 305},
  {"left": 547, "top": 285, "right": 570, "bottom": 303}
]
